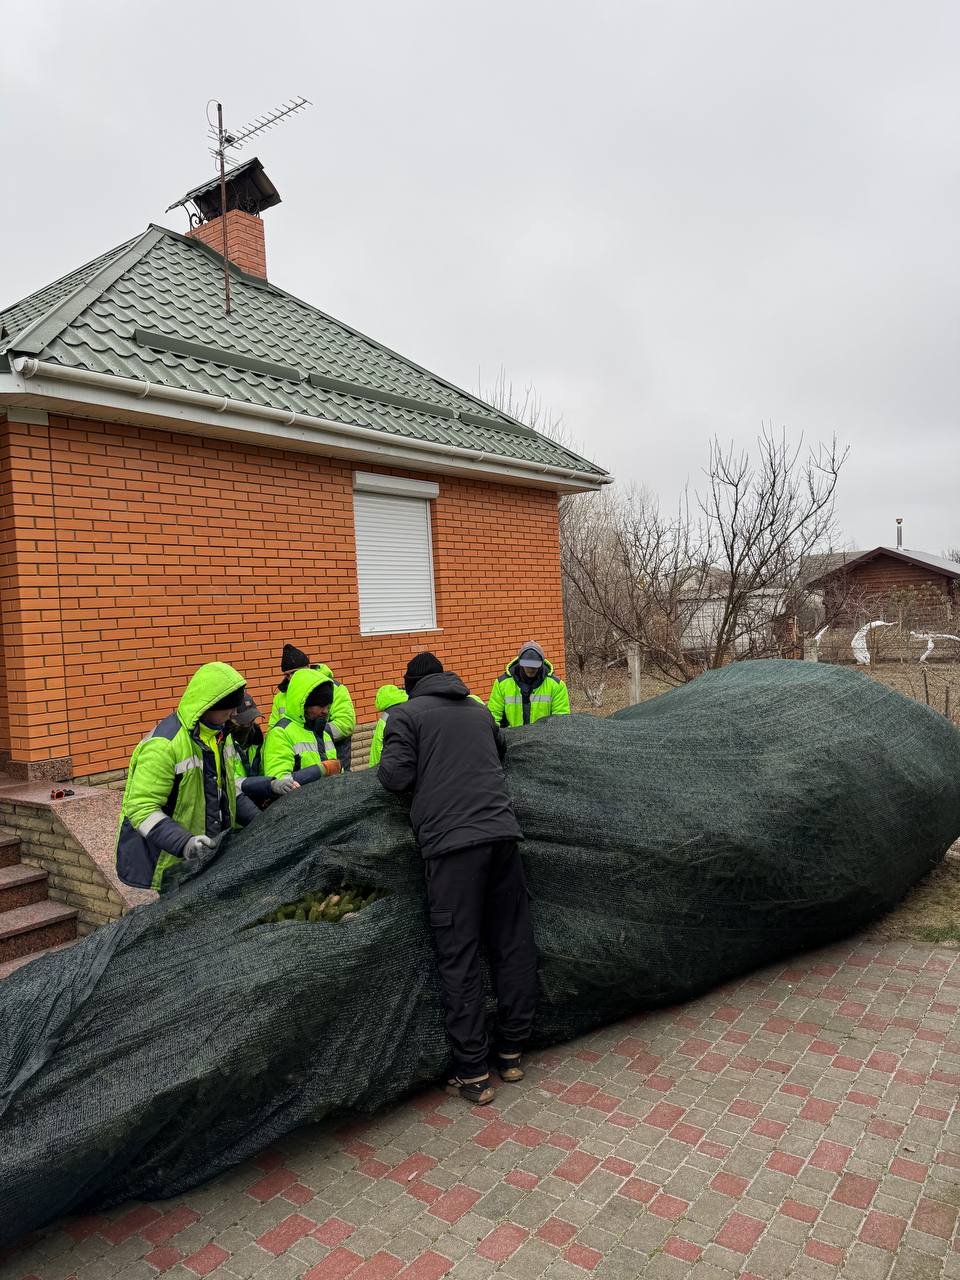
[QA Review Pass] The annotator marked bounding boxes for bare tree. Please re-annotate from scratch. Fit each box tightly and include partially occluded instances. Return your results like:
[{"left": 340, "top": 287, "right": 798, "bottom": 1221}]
[
  {"left": 564, "top": 428, "right": 848, "bottom": 685},
  {"left": 482, "top": 371, "right": 621, "bottom": 702},
  {"left": 946, "top": 547, "right": 960, "bottom": 564},
  {"left": 480, "top": 367, "right": 569, "bottom": 444}
]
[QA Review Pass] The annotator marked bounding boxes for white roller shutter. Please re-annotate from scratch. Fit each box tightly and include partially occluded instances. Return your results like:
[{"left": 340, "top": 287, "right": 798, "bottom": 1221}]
[{"left": 353, "top": 489, "right": 437, "bottom": 634}]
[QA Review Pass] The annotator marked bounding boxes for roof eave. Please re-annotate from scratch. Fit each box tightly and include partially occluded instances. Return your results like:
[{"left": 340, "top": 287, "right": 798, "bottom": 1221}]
[
  {"left": 808, "top": 545, "right": 960, "bottom": 585},
  {"left": 0, "top": 358, "right": 611, "bottom": 494}
]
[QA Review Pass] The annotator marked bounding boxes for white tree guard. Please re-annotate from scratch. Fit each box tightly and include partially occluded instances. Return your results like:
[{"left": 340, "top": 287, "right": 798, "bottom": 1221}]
[{"left": 851, "top": 620, "right": 895, "bottom": 665}]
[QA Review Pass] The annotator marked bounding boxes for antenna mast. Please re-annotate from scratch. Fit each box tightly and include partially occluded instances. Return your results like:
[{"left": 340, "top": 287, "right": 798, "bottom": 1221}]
[{"left": 206, "top": 96, "right": 311, "bottom": 316}]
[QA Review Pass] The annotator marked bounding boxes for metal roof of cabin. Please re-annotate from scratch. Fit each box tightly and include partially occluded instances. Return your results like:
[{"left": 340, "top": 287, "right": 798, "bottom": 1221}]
[{"left": 0, "top": 225, "right": 607, "bottom": 479}]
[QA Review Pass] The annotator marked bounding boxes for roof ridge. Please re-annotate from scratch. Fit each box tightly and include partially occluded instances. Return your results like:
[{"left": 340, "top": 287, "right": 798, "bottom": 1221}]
[
  {"left": 0, "top": 233, "right": 140, "bottom": 323},
  {"left": 5, "top": 228, "right": 165, "bottom": 356}
]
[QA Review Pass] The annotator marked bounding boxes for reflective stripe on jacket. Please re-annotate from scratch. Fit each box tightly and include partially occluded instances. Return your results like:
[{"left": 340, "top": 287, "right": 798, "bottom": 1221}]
[
  {"left": 269, "top": 664, "right": 355, "bottom": 742},
  {"left": 262, "top": 667, "right": 337, "bottom": 781},
  {"left": 487, "top": 656, "right": 571, "bottom": 727},
  {"left": 115, "top": 662, "right": 247, "bottom": 892}
]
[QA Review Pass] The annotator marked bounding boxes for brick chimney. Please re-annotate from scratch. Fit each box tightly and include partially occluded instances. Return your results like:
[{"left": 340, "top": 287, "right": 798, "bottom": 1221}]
[
  {"left": 170, "top": 157, "right": 280, "bottom": 282},
  {"left": 188, "top": 210, "right": 267, "bottom": 279}
]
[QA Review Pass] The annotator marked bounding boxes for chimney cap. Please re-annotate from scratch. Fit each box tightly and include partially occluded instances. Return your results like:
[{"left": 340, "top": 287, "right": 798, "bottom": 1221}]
[{"left": 166, "top": 156, "right": 281, "bottom": 221}]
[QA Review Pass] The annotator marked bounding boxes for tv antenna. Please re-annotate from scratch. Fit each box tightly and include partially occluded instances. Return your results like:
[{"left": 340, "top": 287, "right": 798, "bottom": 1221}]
[{"left": 206, "top": 96, "right": 311, "bottom": 314}]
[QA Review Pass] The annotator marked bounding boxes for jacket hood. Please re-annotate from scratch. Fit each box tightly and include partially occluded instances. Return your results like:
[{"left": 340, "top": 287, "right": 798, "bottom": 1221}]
[
  {"left": 409, "top": 671, "right": 471, "bottom": 700},
  {"left": 178, "top": 662, "right": 246, "bottom": 731},
  {"left": 312, "top": 662, "right": 334, "bottom": 680},
  {"left": 375, "top": 684, "right": 408, "bottom": 712},
  {"left": 505, "top": 654, "right": 554, "bottom": 680},
  {"left": 284, "top": 667, "right": 333, "bottom": 724}
]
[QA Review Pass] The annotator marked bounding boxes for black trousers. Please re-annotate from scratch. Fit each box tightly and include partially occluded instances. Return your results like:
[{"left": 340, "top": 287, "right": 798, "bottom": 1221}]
[{"left": 424, "top": 840, "right": 538, "bottom": 1077}]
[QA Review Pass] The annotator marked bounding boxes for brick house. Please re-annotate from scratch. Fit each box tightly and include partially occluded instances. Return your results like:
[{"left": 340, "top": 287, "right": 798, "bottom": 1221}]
[
  {"left": 811, "top": 546, "right": 960, "bottom": 629},
  {"left": 0, "top": 160, "right": 610, "bottom": 785}
]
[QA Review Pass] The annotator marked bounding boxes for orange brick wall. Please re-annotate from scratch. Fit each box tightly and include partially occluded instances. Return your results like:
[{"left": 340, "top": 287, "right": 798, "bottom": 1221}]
[
  {"left": 0, "top": 413, "right": 564, "bottom": 776},
  {"left": 187, "top": 210, "right": 267, "bottom": 279}
]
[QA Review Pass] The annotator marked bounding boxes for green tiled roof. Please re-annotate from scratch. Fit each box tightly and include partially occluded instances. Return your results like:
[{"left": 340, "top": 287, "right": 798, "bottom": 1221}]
[{"left": 0, "top": 225, "right": 607, "bottom": 480}]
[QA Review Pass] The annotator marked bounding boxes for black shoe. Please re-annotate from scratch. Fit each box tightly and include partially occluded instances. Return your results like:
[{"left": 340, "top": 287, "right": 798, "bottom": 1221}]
[
  {"left": 446, "top": 1073, "right": 496, "bottom": 1105},
  {"left": 496, "top": 1052, "right": 525, "bottom": 1083}
]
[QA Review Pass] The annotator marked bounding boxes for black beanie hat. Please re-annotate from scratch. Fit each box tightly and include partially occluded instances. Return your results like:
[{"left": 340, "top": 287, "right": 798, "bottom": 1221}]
[
  {"left": 281, "top": 643, "right": 310, "bottom": 672},
  {"left": 404, "top": 652, "right": 443, "bottom": 694},
  {"left": 210, "top": 685, "right": 246, "bottom": 713},
  {"left": 304, "top": 679, "right": 334, "bottom": 711}
]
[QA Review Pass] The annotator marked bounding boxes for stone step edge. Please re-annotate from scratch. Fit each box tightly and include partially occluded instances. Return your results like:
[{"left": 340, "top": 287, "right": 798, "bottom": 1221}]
[{"left": 0, "top": 899, "right": 79, "bottom": 941}]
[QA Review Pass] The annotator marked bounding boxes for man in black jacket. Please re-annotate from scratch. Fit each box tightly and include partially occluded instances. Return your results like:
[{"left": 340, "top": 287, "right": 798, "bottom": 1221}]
[{"left": 378, "top": 652, "right": 537, "bottom": 1105}]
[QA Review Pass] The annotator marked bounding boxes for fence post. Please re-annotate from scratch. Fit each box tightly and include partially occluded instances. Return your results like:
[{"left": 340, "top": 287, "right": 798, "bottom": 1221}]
[{"left": 627, "top": 643, "right": 642, "bottom": 706}]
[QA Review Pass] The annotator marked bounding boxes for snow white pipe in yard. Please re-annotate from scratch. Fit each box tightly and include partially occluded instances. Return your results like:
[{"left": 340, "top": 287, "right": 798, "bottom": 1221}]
[{"left": 1, "top": 660, "right": 958, "bottom": 1243}]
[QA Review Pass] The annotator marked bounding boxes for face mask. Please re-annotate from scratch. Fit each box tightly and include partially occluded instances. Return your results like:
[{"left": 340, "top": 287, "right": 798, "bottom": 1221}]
[
  {"left": 305, "top": 713, "right": 328, "bottom": 735},
  {"left": 520, "top": 665, "right": 540, "bottom": 678}
]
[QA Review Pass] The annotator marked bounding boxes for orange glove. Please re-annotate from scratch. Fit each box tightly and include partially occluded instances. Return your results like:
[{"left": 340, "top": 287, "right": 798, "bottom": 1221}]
[{"left": 322, "top": 759, "right": 343, "bottom": 776}]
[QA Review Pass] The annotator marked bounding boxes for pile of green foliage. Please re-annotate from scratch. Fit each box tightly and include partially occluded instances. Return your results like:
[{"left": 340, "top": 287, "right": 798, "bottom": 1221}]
[{"left": 258, "top": 886, "right": 389, "bottom": 925}]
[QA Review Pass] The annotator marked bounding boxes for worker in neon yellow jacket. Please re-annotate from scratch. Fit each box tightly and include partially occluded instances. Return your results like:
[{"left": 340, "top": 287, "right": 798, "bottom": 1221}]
[
  {"left": 263, "top": 668, "right": 342, "bottom": 784},
  {"left": 488, "top": 642, "right": 570, "bottom": 727},
  {"left": 369, "top": 684, "right": 408, "bottom": 767},
  {"left": 116, "top": 663, "right": 293, "bottom": 891}
]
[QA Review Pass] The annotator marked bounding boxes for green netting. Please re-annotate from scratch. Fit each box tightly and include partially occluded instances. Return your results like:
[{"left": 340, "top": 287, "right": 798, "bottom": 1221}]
[{"left": 1, "top": 659, "right": 958, "bottom": 1243}]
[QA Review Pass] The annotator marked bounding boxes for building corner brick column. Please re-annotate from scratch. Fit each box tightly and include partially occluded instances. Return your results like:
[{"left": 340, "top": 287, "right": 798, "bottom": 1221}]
[{"left": 0, "top": 415, "right": 72, "bottom": 780}]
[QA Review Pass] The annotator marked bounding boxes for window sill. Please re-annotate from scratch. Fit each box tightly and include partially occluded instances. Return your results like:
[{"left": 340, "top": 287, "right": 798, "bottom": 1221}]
[{"left": 360, "top": 627, "right": 444, "bottom": 638}]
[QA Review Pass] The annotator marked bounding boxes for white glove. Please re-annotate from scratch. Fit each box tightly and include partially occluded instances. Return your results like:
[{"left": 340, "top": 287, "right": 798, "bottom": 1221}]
[
  {"left": 271, "top": 775, "right": 300, "bottom": 796},
  {"left": 183, "top": 834, "right": 215, "bottom": 862}
]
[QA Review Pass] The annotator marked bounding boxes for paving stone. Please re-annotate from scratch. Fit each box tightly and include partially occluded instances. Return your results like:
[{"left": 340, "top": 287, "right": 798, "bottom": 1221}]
[{"left": 14, "top": 940, "right": 960, "bottom": 1280}]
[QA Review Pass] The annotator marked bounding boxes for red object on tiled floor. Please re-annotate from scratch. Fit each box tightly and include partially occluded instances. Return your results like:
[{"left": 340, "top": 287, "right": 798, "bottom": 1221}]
[
  {"left": 395, "top": 1252, "right": 453, "bottom": 1280},
  {"left": 475, "top": 1223, "right": 528, "bottom": 1261},
  {"left": 537, "top": 1218, "right": 578, "bottom": 1246},
  {"left": 245, "top": 1166, "right": 298, "bottom": 1201},
  {"left": 664, "top": 1237, "right": 703, "bottom": 1262},
  {"left": 304, "top": 1249, "right": 364, "bottom": 1280},
  {"left": 553, "top": 1152, "right": 600, "bottom": 1183},
  {"left": 859, "top": 1210, "right": 907, "bottom": 1251},
  {"left": 351, "top": 1253, "right": 404, "bottom": 1280},
  {"left": 256, "top": 1212, "right": 316, "bottom": 1255},
  {"left": 715, "top": 1212, "right": 765, "bottom": 1253},
  {"left": 832, "top": 1172, "right": 879, "bottom": 1209},
  {"left": 313, "top": 1216, "right": 355, "bottom": 1245},
  {"left": 563, "top": 1242, "right": 603, "bottom": 1270},
  {"left": 140, "top": 1206, "right": 200, "bottom": 1245},
  {"left": 427, "top": 1186, "right": 480, "bottom": 1223},
  {"left": 142, "top": 1246, "right": 181, "bottom": 1272},
  {"left": 100, "top": 1204, "right": 161, "bottom": 1244},
  {"left": 181, "top": 1243, "right": 229, "bottom": 1277}
]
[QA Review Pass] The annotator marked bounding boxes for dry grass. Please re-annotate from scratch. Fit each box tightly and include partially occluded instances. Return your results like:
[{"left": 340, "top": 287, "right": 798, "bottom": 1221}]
[
  {"left": 569, "top": 662, "right": 668, "bottom": 715},
  {"left": 873, "top": 850, "right": 960, "bottom": 946}
]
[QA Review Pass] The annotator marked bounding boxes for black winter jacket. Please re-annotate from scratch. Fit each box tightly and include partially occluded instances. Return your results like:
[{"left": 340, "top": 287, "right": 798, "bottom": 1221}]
[{"left": 377, "top": 671, "right": 523, "bottom": 857}]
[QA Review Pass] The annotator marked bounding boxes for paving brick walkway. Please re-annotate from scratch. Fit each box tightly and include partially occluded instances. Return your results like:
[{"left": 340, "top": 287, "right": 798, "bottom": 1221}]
[{"left": 4, "top": 934, "right": 960, "bottom": 1280}]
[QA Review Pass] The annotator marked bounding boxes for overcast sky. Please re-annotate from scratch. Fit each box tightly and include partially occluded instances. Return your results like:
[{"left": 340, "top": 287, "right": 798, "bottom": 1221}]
[{"left": 3, "top": 1, "right": 958, "bottom": 552}]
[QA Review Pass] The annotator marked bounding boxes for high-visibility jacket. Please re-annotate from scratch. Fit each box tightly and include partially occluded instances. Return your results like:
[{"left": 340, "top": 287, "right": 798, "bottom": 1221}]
[
  {"left": 369, "top": 685, "right": 408, "bottom": 767},
  {"left": 263, "top": 668, "right": 338, "bottom": 782},
  {"left": 269, "top": 665, "right": 355, "bottom": 739},
  {"left": 488, "top": 657, "right": 571, "bottom": 727},
  {"left": 116, "top": 662, "right": 256, "bottom": 892},
  {"left": 229, "top": 725, "right": 279, "bottom": 809},
  {"left": 231, "top": 727, "right": 263, "bottom": 779}
]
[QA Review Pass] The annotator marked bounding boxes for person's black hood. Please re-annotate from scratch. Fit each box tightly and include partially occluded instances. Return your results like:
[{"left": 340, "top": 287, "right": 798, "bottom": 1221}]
[{"left": 409, "top": 671, "right": 470, "bottom": 700}]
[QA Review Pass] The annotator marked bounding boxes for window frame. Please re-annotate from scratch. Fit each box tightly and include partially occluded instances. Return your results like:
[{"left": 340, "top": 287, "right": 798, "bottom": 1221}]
[{"left": 352, "top": 472, "right": 440, "bottom": 636}]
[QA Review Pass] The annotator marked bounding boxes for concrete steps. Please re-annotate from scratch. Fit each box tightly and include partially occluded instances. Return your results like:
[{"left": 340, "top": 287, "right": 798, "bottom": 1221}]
[
  {"left": 0, "top": 940, "right": 76, "bottom": 981},
  {"left": 0, "top": 863, "right": 48, "bottom": 912},
  {"left": 0, "top": 831, "right": 78, "bottom": 975}
]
